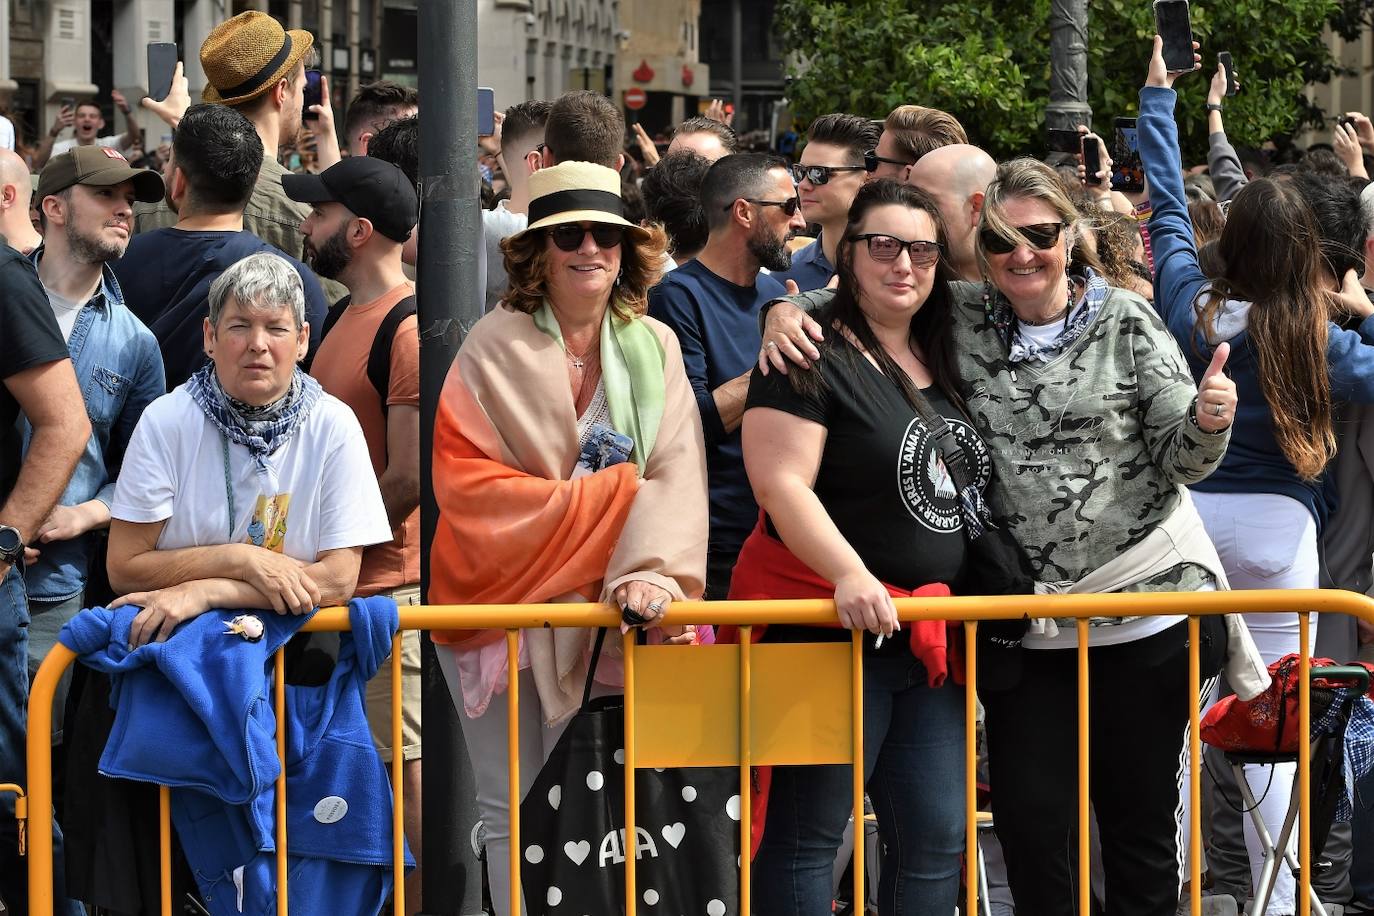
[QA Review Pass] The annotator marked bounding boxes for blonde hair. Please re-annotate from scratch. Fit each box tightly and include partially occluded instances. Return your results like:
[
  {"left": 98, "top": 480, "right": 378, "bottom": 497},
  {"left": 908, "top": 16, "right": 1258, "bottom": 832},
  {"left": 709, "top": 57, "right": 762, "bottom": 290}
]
[
  {"left": 882, "top": 105, "right": 968, "bottom": 161},
  {"left": 975, "top": 157, "right": 1081, "bottom": 279}
]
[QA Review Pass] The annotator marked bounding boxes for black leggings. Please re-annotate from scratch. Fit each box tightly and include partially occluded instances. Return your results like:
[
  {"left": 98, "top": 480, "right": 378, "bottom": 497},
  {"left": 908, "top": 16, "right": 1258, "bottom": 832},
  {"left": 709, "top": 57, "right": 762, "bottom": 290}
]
[{"left": 982, "top": 617, "right": 1225, "bottom": 916}]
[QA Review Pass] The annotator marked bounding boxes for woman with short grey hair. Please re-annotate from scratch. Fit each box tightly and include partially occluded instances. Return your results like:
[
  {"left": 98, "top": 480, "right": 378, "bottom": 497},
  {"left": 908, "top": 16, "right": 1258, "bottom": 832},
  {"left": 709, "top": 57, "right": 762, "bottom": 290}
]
[{"left": 207, "top": 250, "right": 307, "bottom": 330}]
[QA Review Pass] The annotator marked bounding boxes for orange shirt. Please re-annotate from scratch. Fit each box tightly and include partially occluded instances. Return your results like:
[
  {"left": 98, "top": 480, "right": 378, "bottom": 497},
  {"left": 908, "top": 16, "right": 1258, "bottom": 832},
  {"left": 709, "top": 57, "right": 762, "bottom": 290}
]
[{"left": 309, "top": 282, "right": 420, "bottom": 595}]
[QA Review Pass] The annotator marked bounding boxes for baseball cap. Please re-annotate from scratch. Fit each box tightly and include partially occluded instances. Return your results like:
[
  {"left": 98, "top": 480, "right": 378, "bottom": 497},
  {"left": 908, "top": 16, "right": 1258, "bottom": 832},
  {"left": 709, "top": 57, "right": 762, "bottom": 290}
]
[
  {"left": 36, "top": 146, "right": 165, "bottom": 203},
  {"left": 282, "top": 156, "right": 418, "bottom": 243}
]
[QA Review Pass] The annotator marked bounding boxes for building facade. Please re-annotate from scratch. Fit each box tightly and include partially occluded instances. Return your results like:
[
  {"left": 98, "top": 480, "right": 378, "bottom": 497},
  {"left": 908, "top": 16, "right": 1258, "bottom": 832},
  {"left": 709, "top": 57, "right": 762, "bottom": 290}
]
[{"left": 610, "top": 0, "right": 709, "bottom": 136}]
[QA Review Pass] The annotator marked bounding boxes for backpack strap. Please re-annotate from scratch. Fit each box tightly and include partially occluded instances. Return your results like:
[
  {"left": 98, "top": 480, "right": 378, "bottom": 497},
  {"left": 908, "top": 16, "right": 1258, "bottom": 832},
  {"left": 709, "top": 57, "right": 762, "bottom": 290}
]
[
  {"left": 319, "top": 294, "right": 352, "bottom": 340},
  {"left": 366, "top": 295, "right": 417, "bottom": 417}
]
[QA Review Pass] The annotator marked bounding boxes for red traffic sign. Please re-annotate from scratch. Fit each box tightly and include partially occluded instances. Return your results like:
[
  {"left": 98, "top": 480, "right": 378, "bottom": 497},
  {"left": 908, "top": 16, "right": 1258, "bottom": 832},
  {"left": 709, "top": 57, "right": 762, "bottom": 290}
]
[{"left": 624, "top": 87, "right": 647, "bottom": 110}]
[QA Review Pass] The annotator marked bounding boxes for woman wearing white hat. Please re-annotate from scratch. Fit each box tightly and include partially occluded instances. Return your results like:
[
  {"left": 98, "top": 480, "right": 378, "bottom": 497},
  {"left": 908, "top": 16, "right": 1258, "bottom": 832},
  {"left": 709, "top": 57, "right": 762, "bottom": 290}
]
[{"left": 428, "top": 160, "right": 709, "bottom": 914}]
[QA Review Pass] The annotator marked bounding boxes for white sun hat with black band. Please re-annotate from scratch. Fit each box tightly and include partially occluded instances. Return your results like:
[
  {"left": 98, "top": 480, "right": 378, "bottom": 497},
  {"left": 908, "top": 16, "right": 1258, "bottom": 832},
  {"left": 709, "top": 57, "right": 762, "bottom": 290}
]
[{"left": 518, "top": 160, "right": 652, "bottom": 242}]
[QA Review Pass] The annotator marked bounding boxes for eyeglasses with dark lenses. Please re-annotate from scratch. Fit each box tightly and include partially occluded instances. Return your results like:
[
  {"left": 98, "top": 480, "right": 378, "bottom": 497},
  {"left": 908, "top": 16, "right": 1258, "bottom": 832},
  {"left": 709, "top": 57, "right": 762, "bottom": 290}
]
[
  {"left": 790, "top": 163, "right": 866, "bottom": 186},
  {"left": 863, "top": 148, "right": 916, "bottom": 173},
  {"left": 849, "top": 234, "right": 943, "bottom": 267},
  {"left": 725, "top": 197, "right": 803, "bottom": 217},
  {"left": 547, "top": 223, "right": 626, "bottom": 252},
  {"left": 978, "top": 222, "right": 1066, "bottom": 255}
]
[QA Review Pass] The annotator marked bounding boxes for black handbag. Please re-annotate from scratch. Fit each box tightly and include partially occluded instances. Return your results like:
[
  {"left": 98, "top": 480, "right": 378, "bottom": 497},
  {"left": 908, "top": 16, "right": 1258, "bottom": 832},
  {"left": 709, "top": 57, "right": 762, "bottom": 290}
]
[
  {"left": 921, "top": 403, "right": 1035, "bottom": 692},
  {"left": 517, "top": 630, "right": 742, "bottom": 914}
]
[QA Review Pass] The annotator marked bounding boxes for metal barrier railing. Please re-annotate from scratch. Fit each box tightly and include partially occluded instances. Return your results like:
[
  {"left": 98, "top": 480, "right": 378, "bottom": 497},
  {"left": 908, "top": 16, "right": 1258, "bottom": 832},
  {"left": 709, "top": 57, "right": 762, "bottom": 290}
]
[{"left": 20, "top": 589, "right": 1374, "bottom": 916}]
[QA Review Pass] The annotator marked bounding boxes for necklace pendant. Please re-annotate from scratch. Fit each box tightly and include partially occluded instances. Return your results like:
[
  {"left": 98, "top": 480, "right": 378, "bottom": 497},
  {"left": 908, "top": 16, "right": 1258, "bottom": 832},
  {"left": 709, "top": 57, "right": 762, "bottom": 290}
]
[{"left": 570, "top": 357, "right": 584, "bottom": 370}]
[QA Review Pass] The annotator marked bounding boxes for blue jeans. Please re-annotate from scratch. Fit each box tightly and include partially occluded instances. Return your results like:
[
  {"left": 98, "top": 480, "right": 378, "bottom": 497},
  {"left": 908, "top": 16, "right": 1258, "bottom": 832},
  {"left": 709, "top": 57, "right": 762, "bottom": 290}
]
[
  {"left": 0, "top": 565, "right": 83, "bottom": 915},
  {"left": 752, "top": 650, "right": 966, "bottom": 916}
]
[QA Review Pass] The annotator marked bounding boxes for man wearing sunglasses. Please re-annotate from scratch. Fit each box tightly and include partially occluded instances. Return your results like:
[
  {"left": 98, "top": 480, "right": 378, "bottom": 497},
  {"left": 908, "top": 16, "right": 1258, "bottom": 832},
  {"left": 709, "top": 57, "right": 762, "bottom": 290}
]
[
  {"left": 865, "top": 104, "right": 969, "bottom": 182},
  {"left": 648, "top": 153, "right": 805, "bottom": 599},
  {"left": 775, "top": 113, "right": 879, "bottom": 293},
  {"left": 907, "top": 143, "right": 999, "bottom": 283}
]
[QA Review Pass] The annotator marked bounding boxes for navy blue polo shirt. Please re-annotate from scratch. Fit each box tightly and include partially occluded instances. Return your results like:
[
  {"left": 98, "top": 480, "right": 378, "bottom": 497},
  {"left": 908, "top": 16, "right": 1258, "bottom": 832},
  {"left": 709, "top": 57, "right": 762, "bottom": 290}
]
[
  {"left": 648, "top": 259, "right": 786, "bottom": 563},
  {"left": 772, "top": 235, "right": 835, "bottom": 292}
]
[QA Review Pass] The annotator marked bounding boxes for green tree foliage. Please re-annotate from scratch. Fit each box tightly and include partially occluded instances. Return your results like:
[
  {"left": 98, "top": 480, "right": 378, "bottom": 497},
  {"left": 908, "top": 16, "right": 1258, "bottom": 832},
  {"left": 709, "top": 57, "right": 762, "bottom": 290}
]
[{"left": 777, "top": 0, "right": 1344, "bottom": 162}]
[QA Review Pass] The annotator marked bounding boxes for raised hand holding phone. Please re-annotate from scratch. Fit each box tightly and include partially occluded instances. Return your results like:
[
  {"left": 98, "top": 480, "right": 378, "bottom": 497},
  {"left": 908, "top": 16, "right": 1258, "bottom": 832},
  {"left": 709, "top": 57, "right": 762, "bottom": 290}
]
[{"left": 1146, "top": 34, "right": 1201, "bottom": 90}]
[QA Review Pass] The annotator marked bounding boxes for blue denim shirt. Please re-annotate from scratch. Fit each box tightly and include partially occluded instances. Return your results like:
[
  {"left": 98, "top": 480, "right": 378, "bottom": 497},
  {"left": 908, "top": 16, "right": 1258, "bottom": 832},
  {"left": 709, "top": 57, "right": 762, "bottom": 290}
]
[
  {"left": 21, "top": 248, "right": 165, "bottom": 603},
  {"left": 770, "top": 235, "right": 835, "bottom": 293}
]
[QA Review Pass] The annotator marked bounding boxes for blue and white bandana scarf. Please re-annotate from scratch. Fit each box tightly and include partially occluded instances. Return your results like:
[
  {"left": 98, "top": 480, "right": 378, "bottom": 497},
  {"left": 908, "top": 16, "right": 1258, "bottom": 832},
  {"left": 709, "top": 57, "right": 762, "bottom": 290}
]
[
  {"left": 984, "top": 268, "right": 1111, "bottom": 365},
  {"left": 186, "top": 363, "right": 322, "bottom": 473}
]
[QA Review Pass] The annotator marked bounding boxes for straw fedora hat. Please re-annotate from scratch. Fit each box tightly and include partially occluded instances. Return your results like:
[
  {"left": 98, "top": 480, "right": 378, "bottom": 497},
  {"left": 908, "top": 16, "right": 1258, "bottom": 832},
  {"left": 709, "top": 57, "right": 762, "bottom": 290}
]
[
  {"left": 200, "top": 11, "right": 314, "bottom": 106},
  {"left": 519, "top": 160, "right": 651, "bottom": 244}
]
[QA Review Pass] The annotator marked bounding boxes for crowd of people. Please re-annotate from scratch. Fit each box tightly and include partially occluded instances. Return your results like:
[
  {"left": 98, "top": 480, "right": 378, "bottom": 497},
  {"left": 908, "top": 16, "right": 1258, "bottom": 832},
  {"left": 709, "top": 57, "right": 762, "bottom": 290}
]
[{"left": 2, "top": 11, "right": 1374, "bottom": 916}]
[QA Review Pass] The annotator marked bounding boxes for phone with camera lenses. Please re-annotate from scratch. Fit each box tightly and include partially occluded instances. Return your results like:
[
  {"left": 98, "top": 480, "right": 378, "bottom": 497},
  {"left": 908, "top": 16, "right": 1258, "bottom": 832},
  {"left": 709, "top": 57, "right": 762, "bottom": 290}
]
[
  {"left": 302, "top": 69, "right": 322, "bottom": 120},
  {"left": 1155, "top": 0, "right": 1194, "bottom": 73}
]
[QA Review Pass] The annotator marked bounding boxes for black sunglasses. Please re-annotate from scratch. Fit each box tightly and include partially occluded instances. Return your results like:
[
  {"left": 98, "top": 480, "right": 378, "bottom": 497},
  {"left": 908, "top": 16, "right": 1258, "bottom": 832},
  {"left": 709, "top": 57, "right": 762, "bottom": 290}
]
[
  {"left": 790, "top": 163, "right": 866, "bottom": 186},
  {"left": 726, "top": 197, "right": 802, "bottom": 217},
  {"left": 849, "top": 234, "right": 943, "bottom": 268},
  {"left": 863, "top": 148, "right": 916, "bottom": 173},
  {"left": 546, "top": 222, "right": 625, "bottom": 252},
  {"left": 979, "top": 222, "right": 1067, "bottom": 255}
]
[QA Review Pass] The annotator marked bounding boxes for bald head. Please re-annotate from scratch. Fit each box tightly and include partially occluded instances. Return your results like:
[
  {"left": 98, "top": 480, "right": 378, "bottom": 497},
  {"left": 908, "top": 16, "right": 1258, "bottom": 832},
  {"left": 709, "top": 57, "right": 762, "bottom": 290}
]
[
  {"left": 907, "top": 144, "right": 997, "bottom": 200},
  {"left": 905, "top": 144, "right": 997, "bottom": 281},
  {"left": 0, "top": 150, "right": 32, "bottom": 208}
]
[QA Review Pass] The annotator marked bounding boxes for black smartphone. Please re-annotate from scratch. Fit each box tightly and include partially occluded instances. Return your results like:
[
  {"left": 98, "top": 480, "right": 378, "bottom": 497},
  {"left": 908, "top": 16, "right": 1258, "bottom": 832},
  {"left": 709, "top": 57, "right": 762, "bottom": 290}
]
[
  {"left": 478, "top": 87, "right": 495, "bottom": 137},
  {"left": 60, "top": 96, "right": 75, "bottom": 111},
  {"left": 1111, "top": 117, "right": 1144, "bottom": 193},
  {"left": 1047, "top": 128, "right": 1082, "bottom": 154},
  {"left": 302, "top": 69, "right": 323, "bottom": 121},
  {"left": 1082, "top": 136, "right": 1103, "bottom": 180},
  {"left": 1217, "top": 51, "right": 1238, "bottom": 97},
  {"left": 1155, "top": 0, "right": 1194, "bottom": 73},
  {"left": 147, "top": 42, "right": 178, "bottom": 103}
]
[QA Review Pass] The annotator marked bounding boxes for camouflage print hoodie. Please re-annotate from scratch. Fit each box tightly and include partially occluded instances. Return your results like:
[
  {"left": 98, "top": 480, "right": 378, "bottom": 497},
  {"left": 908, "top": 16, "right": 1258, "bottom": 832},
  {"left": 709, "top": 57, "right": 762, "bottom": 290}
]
[{"left": 770, "top": 280, "right": 1230, "bottom": 595}]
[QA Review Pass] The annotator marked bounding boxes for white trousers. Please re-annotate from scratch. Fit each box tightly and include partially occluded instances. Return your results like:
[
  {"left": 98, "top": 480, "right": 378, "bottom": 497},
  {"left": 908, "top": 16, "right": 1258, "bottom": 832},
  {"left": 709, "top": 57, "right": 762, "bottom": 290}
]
[
  {"left": 1193, "top": 489, "right": 1320, "bottom": 916},
  {"left": 438, "top": 652, "right": 614, "bottom": 916}
]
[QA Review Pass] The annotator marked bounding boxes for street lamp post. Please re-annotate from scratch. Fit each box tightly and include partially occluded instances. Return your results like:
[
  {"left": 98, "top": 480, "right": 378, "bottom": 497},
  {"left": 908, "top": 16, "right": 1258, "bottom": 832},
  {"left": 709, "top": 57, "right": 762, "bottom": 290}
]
[{"left": 1046, "top": 0, "right": 1093, "bottom": 133}]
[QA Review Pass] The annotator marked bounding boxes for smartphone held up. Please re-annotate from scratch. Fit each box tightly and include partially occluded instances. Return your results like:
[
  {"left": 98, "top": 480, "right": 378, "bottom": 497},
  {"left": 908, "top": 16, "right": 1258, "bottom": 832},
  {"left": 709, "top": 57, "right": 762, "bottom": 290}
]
[
  {"left": 1155, "top": 0, "right": 1194, "bottom": 73},
  {"left": 147, "top": 42, "right": 178, "bottom": 103}
]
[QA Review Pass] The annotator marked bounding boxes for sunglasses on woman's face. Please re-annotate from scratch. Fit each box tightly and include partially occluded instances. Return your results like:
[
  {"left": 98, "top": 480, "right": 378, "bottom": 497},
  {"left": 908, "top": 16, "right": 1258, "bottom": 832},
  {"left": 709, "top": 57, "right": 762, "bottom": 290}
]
[
  {"left": 790, "top": 163, "right": 866, "bottom": 186},
  {"left": 546, "top": 223, "right": 625, "bottom": 252},
  {"left": 850, "top": 233, "right": 943, "bottom": 268},
  {"left": 979, "top": 222, "right": 1067, "bottom": 255},
  {"left": 725, "top": 197, "right": 803, "bottom": 217}
]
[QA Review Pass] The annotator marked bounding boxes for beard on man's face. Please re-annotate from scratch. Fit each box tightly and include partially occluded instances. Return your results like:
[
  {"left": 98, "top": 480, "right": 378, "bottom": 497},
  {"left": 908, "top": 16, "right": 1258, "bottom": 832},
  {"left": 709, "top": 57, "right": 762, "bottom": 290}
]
[
  {"left": 304, "top": 224, "right": 352, "bottom": 279},
  {"left": 748, "top": 222, "right": 794, "bottom": 273}
]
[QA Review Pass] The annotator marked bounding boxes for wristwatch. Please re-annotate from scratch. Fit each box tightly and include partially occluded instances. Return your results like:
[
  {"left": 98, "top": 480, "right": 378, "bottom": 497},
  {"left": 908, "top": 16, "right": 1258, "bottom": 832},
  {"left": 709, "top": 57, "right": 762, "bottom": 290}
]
[
  {"left": 1205, "top": 103, "right": 1224, "bottom": 112},
  {"left": 0, "top": 525, "right": 24, "bottom": 565}
]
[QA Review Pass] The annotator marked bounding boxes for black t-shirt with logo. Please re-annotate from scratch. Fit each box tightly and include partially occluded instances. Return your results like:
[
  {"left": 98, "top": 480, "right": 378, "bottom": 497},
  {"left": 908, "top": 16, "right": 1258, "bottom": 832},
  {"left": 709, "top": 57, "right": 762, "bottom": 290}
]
[
  {"left": 745, "top": 333, "right": 992, "bottom": 593},
  {"left": 0, "top": 245, "right": 70, "bottom": 504}
]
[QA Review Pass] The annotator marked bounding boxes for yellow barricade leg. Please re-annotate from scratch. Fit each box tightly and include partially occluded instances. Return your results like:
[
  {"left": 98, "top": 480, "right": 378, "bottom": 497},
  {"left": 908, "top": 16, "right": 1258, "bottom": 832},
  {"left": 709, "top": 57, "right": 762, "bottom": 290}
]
[{"left": 1077, "top": 619, "right": 1091, "bottom": 916}]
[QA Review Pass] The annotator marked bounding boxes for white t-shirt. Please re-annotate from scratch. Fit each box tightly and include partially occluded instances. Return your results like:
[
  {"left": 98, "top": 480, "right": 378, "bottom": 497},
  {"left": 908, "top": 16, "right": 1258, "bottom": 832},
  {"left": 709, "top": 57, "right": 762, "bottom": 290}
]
[
  {"left": 0, "top": 116, "right": 15, "bottom": 151},
  {"left": 111, "top": 386, "right": 392, "bottom": 560},
  {"left": 482, "top": 202, "right": 527, "bottom": 311},
  {"left": 52, "top": 135, "right": 123, "bottom": 157},
  {"left": 45, "top": 288, "right": 84, "bottom": 341}
]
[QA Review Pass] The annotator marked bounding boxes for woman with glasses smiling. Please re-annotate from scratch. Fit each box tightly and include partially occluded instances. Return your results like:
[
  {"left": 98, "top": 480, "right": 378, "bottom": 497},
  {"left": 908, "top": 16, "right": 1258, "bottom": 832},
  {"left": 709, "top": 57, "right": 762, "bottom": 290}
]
[
  {"left": 428, "top": 161, "right": 709, "bottom": 916},
  {"left": 734, "top": 179, "right": 983, "bottom": 915},
  {"left": 760, "top": 158, "right": 1237, "bottom": 914}
]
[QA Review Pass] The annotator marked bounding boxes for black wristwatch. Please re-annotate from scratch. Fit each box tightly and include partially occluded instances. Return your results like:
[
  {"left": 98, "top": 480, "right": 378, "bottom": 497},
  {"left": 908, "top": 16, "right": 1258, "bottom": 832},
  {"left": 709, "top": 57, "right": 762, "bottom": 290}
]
[
  {"left": 1205, "top": 103, "right": 1224, "bottom": 112},
  {"left": 0, "top": 525, "right": 24, "bottom": 565}
]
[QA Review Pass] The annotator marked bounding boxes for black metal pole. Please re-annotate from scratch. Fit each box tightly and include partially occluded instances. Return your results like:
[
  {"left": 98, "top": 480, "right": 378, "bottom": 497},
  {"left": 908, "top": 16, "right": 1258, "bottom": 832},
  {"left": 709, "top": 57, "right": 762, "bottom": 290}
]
[
  {"left": 418, "top": 0, "right": 484, "bottom": 913},
  {"left": 1046, "top": 0, "right": 1093, "bottom": 132}
]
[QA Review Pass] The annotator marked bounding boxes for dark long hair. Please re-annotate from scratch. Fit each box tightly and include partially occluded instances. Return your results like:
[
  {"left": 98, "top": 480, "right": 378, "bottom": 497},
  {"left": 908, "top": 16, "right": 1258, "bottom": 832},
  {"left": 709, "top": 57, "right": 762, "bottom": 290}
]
[
  {"left": 789, "top": 179, "right": 963, "bottom": 414},
  {"left": 1205, "top": 177, "right": 1334, "bottom": 480}
]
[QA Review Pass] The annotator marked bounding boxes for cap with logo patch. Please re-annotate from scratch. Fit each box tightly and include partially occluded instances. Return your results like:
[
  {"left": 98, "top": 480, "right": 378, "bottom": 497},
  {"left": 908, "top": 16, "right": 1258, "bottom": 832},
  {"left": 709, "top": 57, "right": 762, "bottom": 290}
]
[{"left": 36, "top": 145, "right": 165, "bottom": 203}]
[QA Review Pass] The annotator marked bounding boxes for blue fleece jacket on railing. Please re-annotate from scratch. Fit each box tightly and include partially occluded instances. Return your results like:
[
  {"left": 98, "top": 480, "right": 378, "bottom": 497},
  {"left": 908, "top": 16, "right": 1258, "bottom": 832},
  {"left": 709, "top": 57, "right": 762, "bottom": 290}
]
[
  {"left": 59, "top": 596, "right": 411, "bottom": 916},
  {"left": 1139, "top": 85, "right": 1374, "bottom": 531}
]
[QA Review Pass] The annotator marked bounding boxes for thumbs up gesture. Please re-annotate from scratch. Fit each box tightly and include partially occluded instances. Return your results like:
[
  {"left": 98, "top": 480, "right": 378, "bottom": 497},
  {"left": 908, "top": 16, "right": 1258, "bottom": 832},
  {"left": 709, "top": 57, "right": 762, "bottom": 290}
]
[{"left": 1194, "top": 342, "right": 1237, "bottom": 433}]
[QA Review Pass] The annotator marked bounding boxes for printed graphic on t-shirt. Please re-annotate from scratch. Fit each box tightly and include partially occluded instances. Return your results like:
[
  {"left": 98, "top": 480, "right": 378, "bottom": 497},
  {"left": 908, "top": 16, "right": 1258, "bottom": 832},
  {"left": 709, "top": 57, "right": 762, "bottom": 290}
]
[
  {"left": 897, "top": 416, "right": 990, "bottom": 533},
  {"left": 246, "top": 493, "right": 291, "bottom": 551}
]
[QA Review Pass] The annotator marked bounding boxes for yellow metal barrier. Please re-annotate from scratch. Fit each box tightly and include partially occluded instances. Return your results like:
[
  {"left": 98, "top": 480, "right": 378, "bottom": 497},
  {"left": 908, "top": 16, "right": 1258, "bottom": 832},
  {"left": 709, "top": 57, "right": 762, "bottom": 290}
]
[{"left": 19, "top": 588, "right": 1374, "bottom": 916}]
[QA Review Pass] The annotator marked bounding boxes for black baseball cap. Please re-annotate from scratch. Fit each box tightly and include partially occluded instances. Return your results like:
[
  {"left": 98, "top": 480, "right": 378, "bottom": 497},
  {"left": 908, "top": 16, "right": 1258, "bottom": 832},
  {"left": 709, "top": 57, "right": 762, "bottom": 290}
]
[{"left": 282, "top": 156, "right": 418, "bottom": 243}]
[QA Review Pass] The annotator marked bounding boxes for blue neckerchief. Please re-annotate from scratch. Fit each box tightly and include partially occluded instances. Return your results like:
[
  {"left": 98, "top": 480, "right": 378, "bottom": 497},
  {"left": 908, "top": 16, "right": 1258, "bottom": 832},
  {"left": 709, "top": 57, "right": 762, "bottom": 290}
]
[
  {"left": 186, "top": 363, "right": 321, "bottom": 473},
  {"left": 984, "top": 268, "right": 1110, "bottom": 365}
]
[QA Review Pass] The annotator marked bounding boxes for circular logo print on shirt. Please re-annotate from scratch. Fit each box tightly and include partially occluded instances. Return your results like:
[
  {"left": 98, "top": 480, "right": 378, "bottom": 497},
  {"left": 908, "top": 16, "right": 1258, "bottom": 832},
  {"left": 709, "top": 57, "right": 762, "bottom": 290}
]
[
  {"left": 896, "top": 415, "right": 990, "bottom": 532},
  {"left": 313, "top": 795, "right": 349, "bottom": 824}
]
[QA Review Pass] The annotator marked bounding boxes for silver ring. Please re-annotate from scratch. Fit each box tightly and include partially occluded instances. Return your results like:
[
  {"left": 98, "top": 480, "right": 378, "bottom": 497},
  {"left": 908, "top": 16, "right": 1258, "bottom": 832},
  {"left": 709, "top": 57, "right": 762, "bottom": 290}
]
[
  {"left": 1213, "top": 402, "right": 1225, "bottom": 417},
  {"left": 765, "top": 341, "right": 779, "bottom": 350},
  {"left": 646, "top": 602, "right": 664, "bottom": 616}
]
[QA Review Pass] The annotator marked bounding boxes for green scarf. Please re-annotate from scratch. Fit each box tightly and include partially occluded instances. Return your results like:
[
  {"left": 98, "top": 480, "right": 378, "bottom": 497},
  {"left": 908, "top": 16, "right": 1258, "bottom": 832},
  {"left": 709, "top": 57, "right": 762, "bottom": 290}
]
[{"left": 534, "top": 301, "right": 665, "bottom": 473}]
